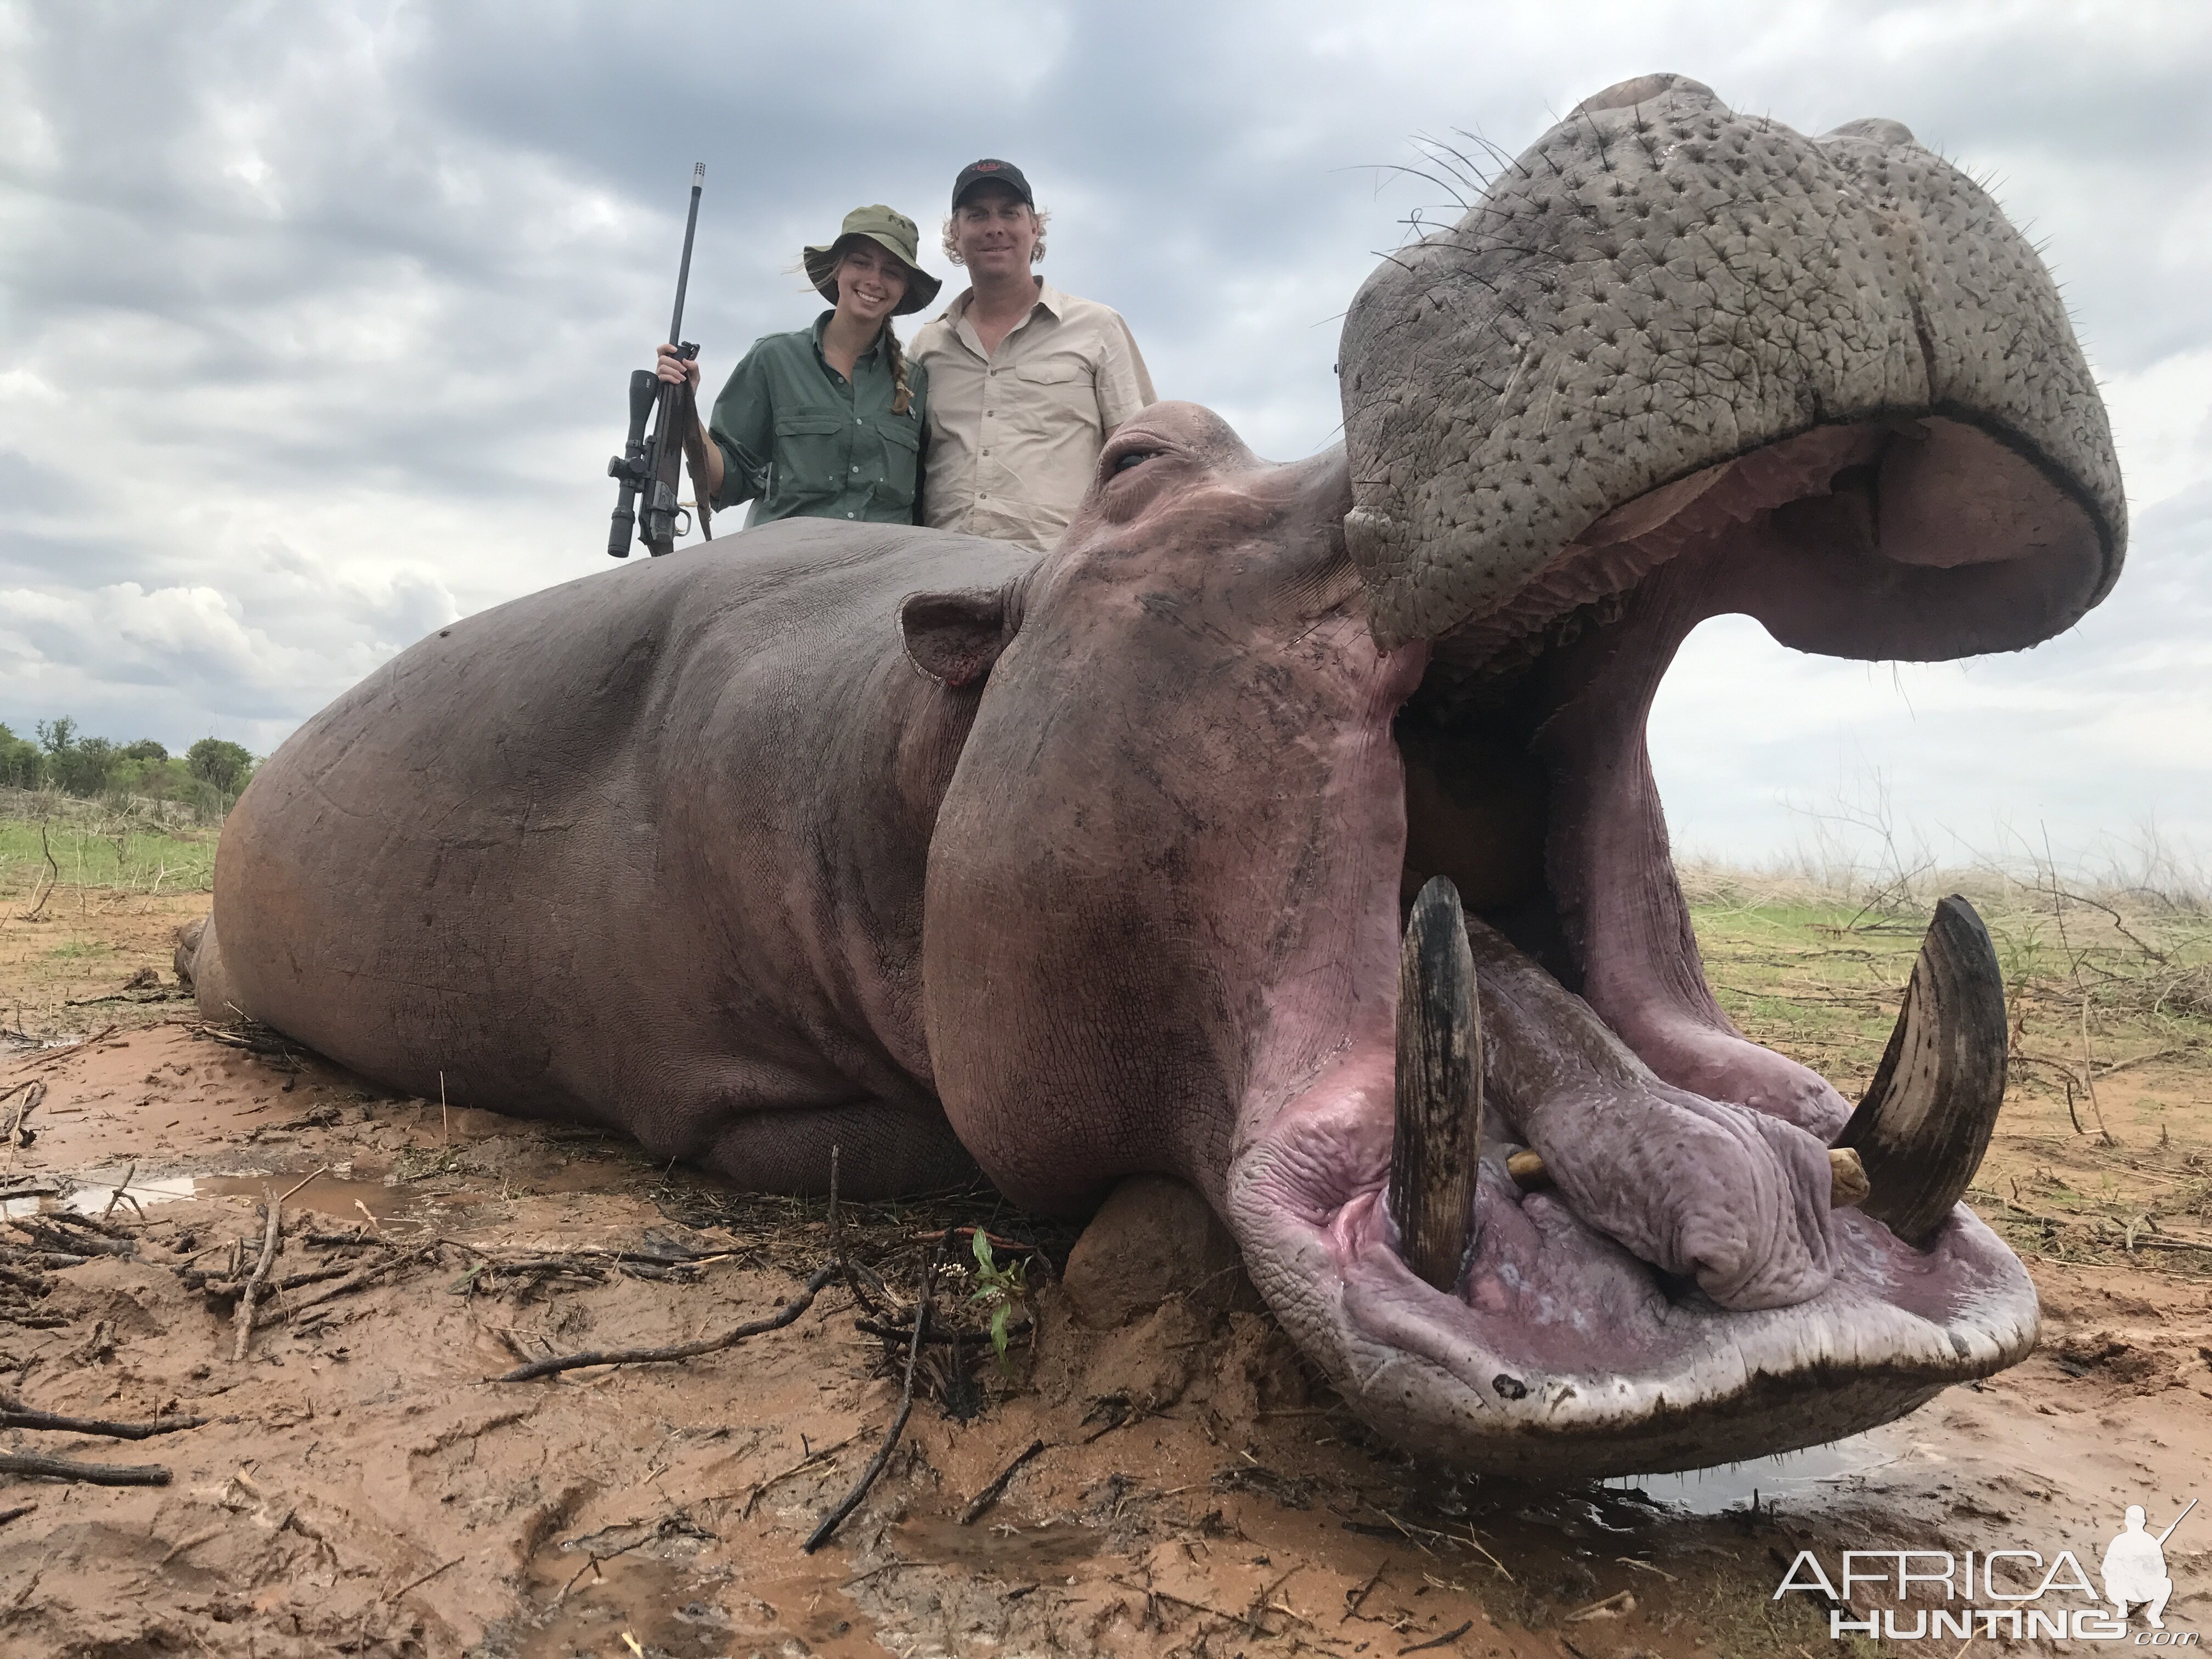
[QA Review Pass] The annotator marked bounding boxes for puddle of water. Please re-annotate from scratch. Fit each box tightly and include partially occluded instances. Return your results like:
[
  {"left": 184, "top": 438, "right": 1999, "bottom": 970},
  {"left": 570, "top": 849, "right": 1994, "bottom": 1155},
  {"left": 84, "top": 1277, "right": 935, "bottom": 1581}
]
[
  {"left": 3, "top": 1164, "right": 414, "bottom": 1224},
  {"left": 890, "top": 1516, "right": 1101, "bottom": 1573},
  {"left": 8, "top": 1146, "right": 647, "bottom": 1228},
  {"left": 1601, "top": 1434, "right": 1893, "bottom": 1516}
]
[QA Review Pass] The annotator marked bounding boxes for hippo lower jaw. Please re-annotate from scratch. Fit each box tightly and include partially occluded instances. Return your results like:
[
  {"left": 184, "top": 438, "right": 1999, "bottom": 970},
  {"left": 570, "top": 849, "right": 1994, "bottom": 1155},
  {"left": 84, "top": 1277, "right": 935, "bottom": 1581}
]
[{"left": 1226, "top": 414, "right": 2085, "bottom": 1479}]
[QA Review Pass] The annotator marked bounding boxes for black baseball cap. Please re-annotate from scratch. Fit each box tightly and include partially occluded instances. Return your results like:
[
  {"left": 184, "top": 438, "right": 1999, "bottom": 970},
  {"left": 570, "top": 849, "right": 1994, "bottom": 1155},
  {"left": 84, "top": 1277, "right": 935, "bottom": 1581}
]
[{"left": 952, "top": 159, "right": 1034, "bottom": 210}]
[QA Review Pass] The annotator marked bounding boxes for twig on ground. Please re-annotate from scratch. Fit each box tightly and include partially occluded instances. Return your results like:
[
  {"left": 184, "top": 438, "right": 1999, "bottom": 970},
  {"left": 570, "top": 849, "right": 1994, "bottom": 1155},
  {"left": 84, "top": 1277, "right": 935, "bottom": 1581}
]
[
  {"left": 495, "top": 1262, "right": 839, "bottom": 1383},
  {"left": 1343, "top": 1561, "right": 1387, "bottom": 1620},
  {"left": 276, "top": 1166, "right": 330, "bottom": 1205},
  {"left": 827, "top": 1144, "right": 881, "bottom": 1317},
  {"left": 856, "top": 1316, "right": 1032, "bottom": 1348},
  {"left": 0, "top": 1406, "right": 207, "bottom": 1441},
  {"left": 0, "top": 1503, "right": 36, "bottom": 1526},
  {"left": 738, "top": 1434, "right": 859, "bottom": 1519},
  {"left": 390, "top": 1555, "right": 463, "bottom": 1600},
  {"left": 1105, "top": 1576, "right": 1305, "bottom": 1637},
  {"left": 6, "top": 1215, "right": 131, "bottom": 1259},
  {"left": 2, "top": 1080, "right": 44, "bottom": 1169},
  {"left": 803, "top": 1229, "right": 950, "bottom": 1553},
  {"left": 99, "top": 1163, "right": 137, "bottom": 1223},
  {"left": 18, "top": 822, "right": 58, "bottom": 922},
  {"left": 257, "top": 1242, "right": 438, "bottom": 1327},
  {"left": 231, "top": 1195, "right": 283, "bottom": 1361},
  {"left": 15, "top": 1026, "right": 117, "bottom": 1073},
  {"left": 959, "top": 1437, "right": 1046, "bottom": 1525},
  {"left": 1398, "top": 1620, "right": 1474, "bottom": 1654},
  {"left": 0, "top": 1450, "right": 171, "bottom": 1486}
]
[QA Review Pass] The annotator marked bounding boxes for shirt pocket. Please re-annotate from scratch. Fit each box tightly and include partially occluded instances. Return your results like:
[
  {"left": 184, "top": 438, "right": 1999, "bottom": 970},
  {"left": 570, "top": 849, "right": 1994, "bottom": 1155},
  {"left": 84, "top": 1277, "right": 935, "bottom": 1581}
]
[
  {"left": 870, "top": 414, "right": 922, "bottom": 510},
  {"left": 770, "top": 412, "right": 851, "bottom": 508},
  {"left": 1012, "top": 356, "right": 1097, "bottom": 436}
]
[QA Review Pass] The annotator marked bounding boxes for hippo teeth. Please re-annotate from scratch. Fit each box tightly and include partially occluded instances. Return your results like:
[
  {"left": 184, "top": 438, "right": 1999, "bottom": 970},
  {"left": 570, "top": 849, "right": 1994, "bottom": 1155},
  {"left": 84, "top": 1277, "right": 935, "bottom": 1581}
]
[
  {"left": 1833, "top": 895, "right": 2010, "bottom": 1248},
  {"left": 1387, "top": 876, "right": 1485, "bottom": 1291}
]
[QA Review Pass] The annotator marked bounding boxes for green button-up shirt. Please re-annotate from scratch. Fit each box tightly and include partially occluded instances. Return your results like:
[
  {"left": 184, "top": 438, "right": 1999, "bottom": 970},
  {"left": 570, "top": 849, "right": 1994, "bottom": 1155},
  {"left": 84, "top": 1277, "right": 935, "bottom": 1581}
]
[{"left": 708, "top": 313, "right": 930, "bottom": 527}]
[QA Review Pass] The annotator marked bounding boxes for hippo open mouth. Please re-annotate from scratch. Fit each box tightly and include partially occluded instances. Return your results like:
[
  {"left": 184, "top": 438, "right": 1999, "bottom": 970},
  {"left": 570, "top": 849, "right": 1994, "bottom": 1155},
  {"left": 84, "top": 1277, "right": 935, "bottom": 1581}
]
[
  {"left": 1226, "top": 411, "right": 2106, "bottom": 1478},
  {"left": 1210, "top": 77, "right": 2125, "bottom": 1477}
]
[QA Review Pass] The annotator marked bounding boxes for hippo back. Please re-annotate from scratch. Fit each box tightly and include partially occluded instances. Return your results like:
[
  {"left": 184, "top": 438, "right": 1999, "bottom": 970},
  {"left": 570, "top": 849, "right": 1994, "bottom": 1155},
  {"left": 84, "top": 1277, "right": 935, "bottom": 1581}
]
[{"left": 202, "top": 521, "right": 1037, "bottom": 1161}]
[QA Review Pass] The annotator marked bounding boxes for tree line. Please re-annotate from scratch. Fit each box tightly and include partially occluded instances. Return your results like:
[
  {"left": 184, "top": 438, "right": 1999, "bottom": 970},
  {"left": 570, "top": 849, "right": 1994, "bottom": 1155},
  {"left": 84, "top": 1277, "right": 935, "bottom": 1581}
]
[{"left": 0, "top": 718, "right": 256, "bottom": 818}]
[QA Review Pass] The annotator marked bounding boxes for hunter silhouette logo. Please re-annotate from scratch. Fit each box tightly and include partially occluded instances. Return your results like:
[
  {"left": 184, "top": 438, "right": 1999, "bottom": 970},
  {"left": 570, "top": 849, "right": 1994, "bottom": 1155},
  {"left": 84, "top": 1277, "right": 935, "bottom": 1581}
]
[
  {"left": 2106, "top": 1501, "right": 2194, "bottom": 1630},
  {"left": 1773, "top": 1497, "right": 2199, "bottom": 1643}
]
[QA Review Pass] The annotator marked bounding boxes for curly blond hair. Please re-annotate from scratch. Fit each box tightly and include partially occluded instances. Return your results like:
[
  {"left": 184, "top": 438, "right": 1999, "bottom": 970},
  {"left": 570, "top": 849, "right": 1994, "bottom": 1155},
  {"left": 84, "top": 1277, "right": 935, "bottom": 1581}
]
[{"left": 940, "top": 205, "right": 1049, "bottom": 267}]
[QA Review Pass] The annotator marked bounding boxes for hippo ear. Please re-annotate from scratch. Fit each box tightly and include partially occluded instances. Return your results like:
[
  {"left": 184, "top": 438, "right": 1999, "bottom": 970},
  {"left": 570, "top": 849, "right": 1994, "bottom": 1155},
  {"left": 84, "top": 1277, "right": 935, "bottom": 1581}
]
[{"left": 901, "top": 587, "right": 1015, "bottom": 689}]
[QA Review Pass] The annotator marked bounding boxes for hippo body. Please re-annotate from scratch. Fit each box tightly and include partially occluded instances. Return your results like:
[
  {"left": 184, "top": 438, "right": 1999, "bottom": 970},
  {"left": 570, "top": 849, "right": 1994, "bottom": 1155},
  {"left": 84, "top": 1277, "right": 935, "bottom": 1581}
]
[
  {"left": 193, "top": 525, "right": 1033, "bottom": 1196},
  {"left": 192, "top": 75, "right": 2129, "bottom": 1479}
]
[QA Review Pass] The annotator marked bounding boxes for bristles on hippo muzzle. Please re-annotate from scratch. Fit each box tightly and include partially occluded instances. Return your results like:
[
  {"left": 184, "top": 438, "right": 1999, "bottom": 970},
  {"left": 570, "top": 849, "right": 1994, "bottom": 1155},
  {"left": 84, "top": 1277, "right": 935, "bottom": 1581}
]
[{"left": 1338, "top": 72, "right": 2123, "bottom": 654}]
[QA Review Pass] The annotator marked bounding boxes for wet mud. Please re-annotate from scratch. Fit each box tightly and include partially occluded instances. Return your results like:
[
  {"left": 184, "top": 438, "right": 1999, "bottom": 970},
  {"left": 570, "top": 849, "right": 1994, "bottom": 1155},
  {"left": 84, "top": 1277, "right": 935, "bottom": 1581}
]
[{"left": 2, "top": 987, "right": 2209, "bottom": 1655}]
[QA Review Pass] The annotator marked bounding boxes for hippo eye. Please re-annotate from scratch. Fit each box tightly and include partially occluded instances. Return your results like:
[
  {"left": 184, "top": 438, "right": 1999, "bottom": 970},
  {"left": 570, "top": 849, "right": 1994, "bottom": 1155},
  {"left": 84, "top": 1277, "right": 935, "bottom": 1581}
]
[{"left": 1112, "top": 448, "right": 1161, "bottom": 476}]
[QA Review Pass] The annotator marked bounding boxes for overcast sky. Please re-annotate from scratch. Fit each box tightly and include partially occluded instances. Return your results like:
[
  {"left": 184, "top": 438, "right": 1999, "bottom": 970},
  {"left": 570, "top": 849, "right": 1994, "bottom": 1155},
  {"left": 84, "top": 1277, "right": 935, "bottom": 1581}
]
[{"left": 3, "top": 0, "right": 2207, "bottom": 874}]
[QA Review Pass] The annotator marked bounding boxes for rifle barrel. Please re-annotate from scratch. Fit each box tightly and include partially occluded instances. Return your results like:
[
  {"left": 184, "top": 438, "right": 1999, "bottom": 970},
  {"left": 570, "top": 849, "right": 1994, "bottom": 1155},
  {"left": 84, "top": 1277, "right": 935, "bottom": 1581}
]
[
  {"left": 2157, "top": 1497, "right": 2196, "bottom": 1545},
  {"left": 668, "top": 161, "right": 704, "bottom": 347}
]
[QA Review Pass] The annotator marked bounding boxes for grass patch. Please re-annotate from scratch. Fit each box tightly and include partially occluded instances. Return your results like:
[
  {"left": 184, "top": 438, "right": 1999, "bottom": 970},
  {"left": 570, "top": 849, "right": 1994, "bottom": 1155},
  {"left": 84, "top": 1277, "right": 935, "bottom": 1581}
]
[
  {"left": 0, "top": 811, "right": 218, "bottom": 898},
  {"left": 1686, "top": 865, "right": 2212, "bottom": 1274}
]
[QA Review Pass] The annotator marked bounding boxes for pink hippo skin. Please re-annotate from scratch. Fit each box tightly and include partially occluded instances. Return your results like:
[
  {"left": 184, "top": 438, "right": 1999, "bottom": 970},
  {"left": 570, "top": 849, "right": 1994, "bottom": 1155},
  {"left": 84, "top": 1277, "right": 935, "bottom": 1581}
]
[{"left": 189, "top": 76, "right": 2121, "bottom": 1477}]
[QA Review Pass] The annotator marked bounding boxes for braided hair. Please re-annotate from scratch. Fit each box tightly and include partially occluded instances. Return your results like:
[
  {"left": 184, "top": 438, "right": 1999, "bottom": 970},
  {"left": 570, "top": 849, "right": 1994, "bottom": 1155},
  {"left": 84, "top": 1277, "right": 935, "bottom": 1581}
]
[{"left": 881, "top": 321, "right": 913, "bottom": 417}]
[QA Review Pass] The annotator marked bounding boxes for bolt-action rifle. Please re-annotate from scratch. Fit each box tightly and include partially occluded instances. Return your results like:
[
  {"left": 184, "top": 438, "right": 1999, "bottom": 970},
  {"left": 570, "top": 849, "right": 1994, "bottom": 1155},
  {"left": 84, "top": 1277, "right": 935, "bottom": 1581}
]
[{"left": 608, "top": 162, "right": 713, "bottom": 558}]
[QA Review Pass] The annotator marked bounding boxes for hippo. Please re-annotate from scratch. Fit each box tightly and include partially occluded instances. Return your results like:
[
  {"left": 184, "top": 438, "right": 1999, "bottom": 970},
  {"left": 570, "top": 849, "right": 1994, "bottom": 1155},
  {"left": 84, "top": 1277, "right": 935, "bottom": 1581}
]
[{"left": 181, "top": 75, "right": 2121, "bottom": 1479}]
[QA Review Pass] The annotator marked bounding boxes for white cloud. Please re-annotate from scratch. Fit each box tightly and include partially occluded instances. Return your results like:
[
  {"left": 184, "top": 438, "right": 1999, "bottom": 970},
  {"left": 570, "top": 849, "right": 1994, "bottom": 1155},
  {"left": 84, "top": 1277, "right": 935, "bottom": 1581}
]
[{"left": 0, "top": 0, "right": 2204, "bottom": 866}]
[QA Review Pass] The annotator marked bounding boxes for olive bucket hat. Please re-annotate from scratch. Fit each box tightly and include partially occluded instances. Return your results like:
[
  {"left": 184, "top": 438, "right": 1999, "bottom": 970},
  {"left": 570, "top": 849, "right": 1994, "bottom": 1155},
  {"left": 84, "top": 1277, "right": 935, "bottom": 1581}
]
[{"left": 802, "top": 205, "right": 941, "bottom": 316}]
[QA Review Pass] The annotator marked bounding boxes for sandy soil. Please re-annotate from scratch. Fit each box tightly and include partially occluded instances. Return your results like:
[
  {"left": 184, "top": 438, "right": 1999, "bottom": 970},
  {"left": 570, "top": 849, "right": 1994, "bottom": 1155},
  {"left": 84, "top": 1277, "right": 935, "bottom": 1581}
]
[{"left": 2, "top": 902, "right": 2210, "bottom": 1657}]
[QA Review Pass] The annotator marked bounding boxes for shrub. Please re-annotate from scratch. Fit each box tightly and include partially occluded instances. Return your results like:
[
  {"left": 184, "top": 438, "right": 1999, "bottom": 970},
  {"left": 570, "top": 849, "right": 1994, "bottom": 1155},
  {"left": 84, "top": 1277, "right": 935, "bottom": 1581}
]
[
  {"left": 0, "top": 724, "right": 40, "bottom": 790},
  {"left": 186, "top": 737, "right": 255, "bottom": 795}
]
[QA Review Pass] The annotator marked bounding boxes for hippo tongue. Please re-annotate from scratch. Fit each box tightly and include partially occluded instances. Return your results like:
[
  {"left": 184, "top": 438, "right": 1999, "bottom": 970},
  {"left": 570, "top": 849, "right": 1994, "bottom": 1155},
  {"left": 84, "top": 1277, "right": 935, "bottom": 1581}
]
[{"left": 1457, "top": 915, "right": 1841, "bottom": 1311}]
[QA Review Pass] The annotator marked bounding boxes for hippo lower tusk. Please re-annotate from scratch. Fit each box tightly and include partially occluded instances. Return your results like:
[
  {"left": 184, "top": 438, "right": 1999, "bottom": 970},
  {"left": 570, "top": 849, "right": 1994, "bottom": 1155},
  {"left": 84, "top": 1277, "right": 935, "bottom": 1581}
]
[
  {"left": 1504, "top": 1146, "right": 1871, "bottom": 1209},
  {"left": 1832, "top": 894, "right": 2009, "bottom": 1248},
  {"left": 1388, "top": 876, "right": 1484, "bottom": 1291}
]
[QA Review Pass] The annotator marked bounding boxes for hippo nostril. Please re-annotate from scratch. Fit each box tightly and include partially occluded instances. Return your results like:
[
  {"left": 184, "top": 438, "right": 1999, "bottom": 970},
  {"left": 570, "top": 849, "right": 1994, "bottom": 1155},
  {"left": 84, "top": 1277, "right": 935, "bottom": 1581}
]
[{"left": 1822, "top": 116, "right": 1919, "bottom": 149}]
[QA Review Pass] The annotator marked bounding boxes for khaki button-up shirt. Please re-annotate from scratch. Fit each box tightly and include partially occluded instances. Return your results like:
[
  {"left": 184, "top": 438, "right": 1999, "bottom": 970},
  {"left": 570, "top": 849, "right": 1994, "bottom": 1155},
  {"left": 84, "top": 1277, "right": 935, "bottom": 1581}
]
[{"left": 910, "top": 280, "right": 1156, "bottom": 550}]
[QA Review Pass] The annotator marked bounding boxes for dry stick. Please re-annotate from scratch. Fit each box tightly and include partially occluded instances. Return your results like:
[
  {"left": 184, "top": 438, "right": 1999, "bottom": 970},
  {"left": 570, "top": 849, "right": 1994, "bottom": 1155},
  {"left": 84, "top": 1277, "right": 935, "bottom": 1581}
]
[
  {"left": 803, "top": 1229, "right": 950, "bottom": 1554},
  {"left": 494, "top": 1262, "right": 839, "bottom": 1383},
  {"left": 18, "top": 822, "right": 58, "bottom": 922},
  {"left": 0, "top": 1407, "right": 207, "bottom": 1441},
  {"left": 257, "top": 1242, "right": 441, "bottom": 1328},
  {"left": 230, "top": 1194, "right": 282, "bottom": 1362},
  {"left": 738, "top": 1433, "right": 859, "bottom": 1520},
  {"left": 390, "top": 1555, "right": 463, "bottom": 1600},
  {"left": 0, "top": 1503, "right": 36, "bottom": 1526},
  {"left": 1343, "top": 1561, "right": 1387, "bottom": 1621},
  {"left": 98, "top": 1161, "right": 136, "bottom": 1223},
  {"left": 0, "top": 1450, "right": 171, "bottom": 1486},
  {"left": 1398, "top": 1620, "right": 1474, "bottom": 1655},
  {"left": 2, "top": 1081, "right": 43, "bottom": 1173},
  {"left": 958, "top": 1438, "right": 1046, "bottom": 1526},
  {"left": 826, "top": 1144, "right": 881, "bottom": 1317},
  {"left": 276, "top": 1165, "right": 330, "bottom": 1205}
]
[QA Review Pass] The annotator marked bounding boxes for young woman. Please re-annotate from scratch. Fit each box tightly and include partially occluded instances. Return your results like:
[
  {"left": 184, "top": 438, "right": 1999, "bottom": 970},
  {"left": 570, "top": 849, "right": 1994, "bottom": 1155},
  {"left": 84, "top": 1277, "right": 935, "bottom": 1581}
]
[{"left": 658, "top": 204, "right": 940, "bottom": 527}]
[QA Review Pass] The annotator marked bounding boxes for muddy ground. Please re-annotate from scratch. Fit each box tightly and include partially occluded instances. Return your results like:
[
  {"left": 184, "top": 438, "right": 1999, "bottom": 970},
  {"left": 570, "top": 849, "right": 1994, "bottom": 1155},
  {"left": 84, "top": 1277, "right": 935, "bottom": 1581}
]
[{"left": 1, "top": 880, "right": 2209, "bottom": 1657}]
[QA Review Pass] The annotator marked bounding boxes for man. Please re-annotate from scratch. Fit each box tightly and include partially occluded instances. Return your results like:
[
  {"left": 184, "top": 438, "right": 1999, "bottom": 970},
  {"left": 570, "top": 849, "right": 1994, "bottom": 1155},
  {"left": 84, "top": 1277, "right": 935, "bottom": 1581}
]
[{"left": 910, "top": 159, "right": 1156, "bottom": 550}]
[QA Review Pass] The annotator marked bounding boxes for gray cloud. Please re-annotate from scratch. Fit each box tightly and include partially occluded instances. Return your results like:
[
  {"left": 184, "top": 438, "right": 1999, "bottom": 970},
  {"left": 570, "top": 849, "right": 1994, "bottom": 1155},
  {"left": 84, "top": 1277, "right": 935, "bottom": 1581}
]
[{"left": 2, "top": 0, "right": 2207, "bottom": 864}]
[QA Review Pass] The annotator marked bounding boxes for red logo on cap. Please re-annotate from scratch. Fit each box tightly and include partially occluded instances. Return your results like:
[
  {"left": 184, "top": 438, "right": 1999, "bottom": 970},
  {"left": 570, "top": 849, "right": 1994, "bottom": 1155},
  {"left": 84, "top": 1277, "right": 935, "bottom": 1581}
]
[{"left": 974, "top": 160, "right": 1001, "bottom": 171}]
